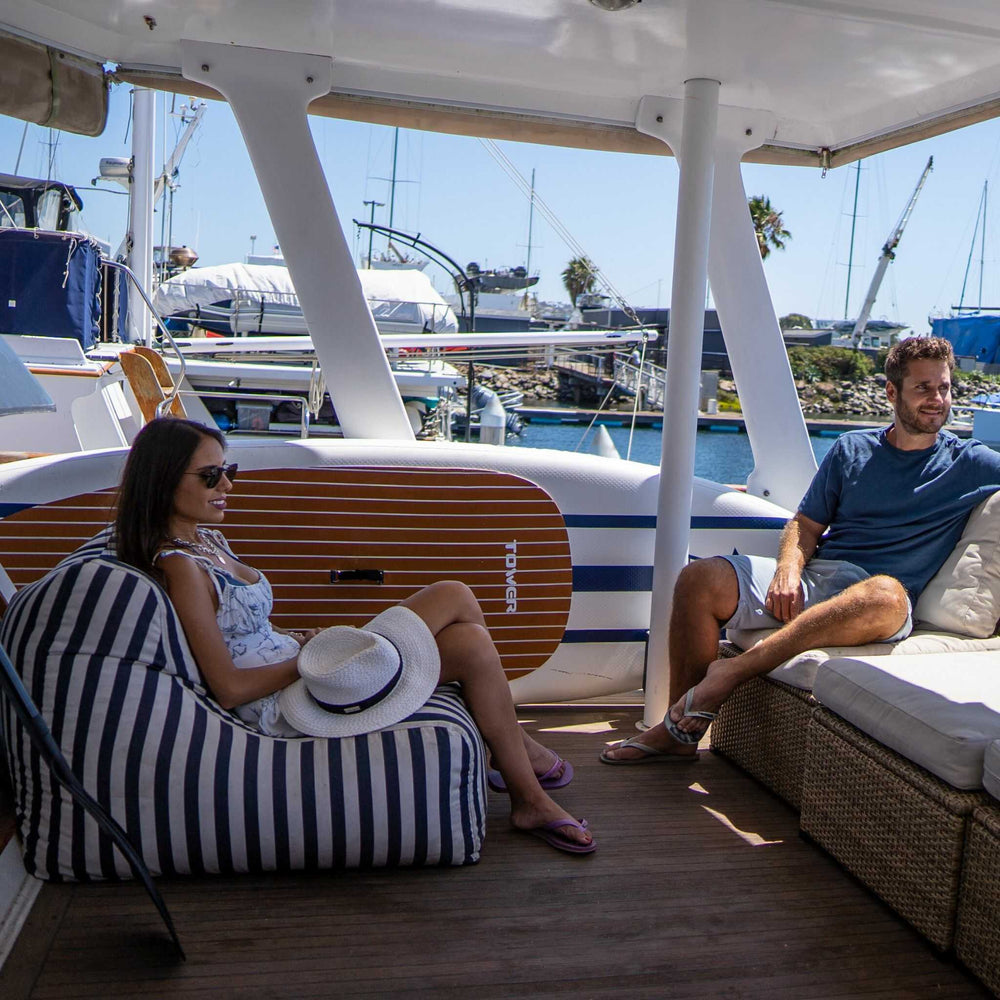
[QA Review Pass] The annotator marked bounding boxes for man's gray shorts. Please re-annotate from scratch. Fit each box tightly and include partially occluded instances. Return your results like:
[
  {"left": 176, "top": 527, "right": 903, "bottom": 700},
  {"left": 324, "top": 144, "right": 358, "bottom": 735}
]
[{"left": 720, "top": 554, "right": 913, "bottom": 642}]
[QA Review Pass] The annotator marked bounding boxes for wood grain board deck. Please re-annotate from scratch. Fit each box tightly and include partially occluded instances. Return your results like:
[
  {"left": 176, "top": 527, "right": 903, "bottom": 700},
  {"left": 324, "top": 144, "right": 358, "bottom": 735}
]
[
  {"left": 0, "top": 467, "right": 573, "bottom": 679},
  {"left": 1, "top": 707, "right": 990, "bottom": 999}
]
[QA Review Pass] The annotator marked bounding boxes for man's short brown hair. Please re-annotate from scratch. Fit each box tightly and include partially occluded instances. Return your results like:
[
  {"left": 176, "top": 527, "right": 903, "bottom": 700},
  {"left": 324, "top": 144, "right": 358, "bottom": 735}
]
[{"left": 884, "top": 337, "right": 954, "bottom": 388}]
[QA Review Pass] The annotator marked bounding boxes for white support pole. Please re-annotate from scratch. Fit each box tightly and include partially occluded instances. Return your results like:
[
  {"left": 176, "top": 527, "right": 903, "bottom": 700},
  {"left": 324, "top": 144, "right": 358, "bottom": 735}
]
[
  {"left": 181, "top": 41, "right": 413, "bottom": 440},
  {"left": 641, "top": 79, "right": 720, "bottom": 728},
  {"left": 128, "top": 87, "right": 155, "bottom": 346},
  {"left": 708, "top": 139, "right": 815, "bottom": 509}
]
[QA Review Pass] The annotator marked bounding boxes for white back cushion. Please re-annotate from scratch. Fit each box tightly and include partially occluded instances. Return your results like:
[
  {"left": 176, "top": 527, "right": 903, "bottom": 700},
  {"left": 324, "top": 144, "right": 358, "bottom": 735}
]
[{"left": 914, "top": 491, "right": 1000, "bottom": 638}]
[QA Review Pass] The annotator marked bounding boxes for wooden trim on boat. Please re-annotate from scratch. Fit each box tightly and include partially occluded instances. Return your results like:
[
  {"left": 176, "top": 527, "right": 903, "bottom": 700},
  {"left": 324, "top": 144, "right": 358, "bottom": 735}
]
[{"left": 0, "top": 467, "right": 573, "bottom": 679}]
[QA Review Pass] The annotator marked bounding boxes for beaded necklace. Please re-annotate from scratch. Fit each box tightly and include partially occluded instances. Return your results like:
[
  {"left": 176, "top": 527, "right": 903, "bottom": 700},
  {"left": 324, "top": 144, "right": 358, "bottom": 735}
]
[{"left": 168, "top": 529, "right": 226, "bottom": 565}]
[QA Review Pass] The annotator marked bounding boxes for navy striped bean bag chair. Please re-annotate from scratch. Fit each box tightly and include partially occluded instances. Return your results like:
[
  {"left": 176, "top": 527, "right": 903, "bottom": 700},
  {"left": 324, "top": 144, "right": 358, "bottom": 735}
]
[{"left": 0, "top": 533, "right": 487, "bottom": 880}]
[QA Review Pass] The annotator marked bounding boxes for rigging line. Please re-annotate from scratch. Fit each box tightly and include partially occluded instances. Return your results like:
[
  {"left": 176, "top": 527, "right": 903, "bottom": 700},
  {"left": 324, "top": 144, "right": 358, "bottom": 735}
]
[
  {"left": 625, "top": 332, "right": 651, "bottom": 462},
  {"left": 478, "top": 139, "right": 644, "bottom": 326},
  {"left": 573, "top": 380, "right": 621, "bottom": 453}
]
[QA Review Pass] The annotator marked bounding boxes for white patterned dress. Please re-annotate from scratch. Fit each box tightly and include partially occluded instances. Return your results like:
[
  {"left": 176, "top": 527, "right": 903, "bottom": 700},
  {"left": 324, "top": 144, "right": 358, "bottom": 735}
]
[{"left": 156, "top": 530, "right": 301, "bottom": 736}]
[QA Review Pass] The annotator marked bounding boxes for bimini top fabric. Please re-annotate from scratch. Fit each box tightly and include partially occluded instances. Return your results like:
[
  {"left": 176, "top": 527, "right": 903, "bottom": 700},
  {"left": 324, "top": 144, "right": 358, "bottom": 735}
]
[{"left": 0, "top": 534, "right": 486, "bottom": 880}]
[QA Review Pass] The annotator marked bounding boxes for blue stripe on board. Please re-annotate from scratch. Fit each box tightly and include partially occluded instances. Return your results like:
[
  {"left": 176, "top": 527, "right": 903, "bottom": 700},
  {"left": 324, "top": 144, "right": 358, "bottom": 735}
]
[
  {"left": 562, "top": 628, "right": 649, "bottom": 644},
  {"left": 562, "top": 513, "right": 787, "bottom": 530},
  {"left": 692, "top": 515, "right": 787, "bottom": 530},
  {"left": 408, "top": 729, "right": 428, "bottom": 867},
  {"left": 272, "top": 740, "right": 290, "bottom": 871},
  {"left": 573, "top": 565, "right": 652, "bottom": 592},
  {"left": 213, "top": 725, "right": 234, "bottom": 873},
  {"left": 380, "top": 733, "right": 401, "bottom": 867},
  {"left": 356, "top": 737, "right": 374, "bottom": 868},
  {"left": 183, "top": 708, "right": 207, "bottom": 874},
  {"left": 299, "top": 741, "right": 317, "bottom": 870},
  {"left": 243, "top": 738, "right": 261, "bottom": 872},
  {"left": 434, "top": 729, "right": 453, "bottom": 866},
  {"left": 564, "top": 514, "right": 657, "bottom": 529}
]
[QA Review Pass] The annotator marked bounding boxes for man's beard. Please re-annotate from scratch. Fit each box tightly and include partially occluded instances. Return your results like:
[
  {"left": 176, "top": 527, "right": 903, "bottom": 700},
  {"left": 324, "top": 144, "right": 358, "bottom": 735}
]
[{"left": 894, "top": 395, "right": 949, "bottom": 436}]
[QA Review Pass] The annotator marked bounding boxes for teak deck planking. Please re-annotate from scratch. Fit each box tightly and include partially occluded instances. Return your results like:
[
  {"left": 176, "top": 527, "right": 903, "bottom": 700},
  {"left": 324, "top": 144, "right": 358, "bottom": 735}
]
[{"left": 2, "top": 707, "right": 991, "bottom": 999}]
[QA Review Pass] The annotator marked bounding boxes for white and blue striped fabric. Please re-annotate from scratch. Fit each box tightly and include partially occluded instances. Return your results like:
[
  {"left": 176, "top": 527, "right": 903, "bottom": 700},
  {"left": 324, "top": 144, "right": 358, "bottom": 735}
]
[{"left": 0, "top": 537, "right": 486, "bottom": 880}]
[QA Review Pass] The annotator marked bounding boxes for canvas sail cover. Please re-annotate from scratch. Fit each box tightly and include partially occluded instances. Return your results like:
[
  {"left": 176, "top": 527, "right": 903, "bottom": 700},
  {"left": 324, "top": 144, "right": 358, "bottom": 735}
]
[
  {"left": 0, "top": 230, "right": 103, "bottom": 349},
  {"left": 931, "top": 315, "right": 1000, "bottom": 365},
  {"left": 153, "top": 262, "right": 459, "bottom": 335}
]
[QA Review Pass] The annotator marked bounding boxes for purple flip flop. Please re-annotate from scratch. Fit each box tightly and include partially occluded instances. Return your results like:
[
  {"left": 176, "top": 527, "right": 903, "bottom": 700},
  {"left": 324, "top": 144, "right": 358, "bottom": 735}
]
[
  {"left": 487, "top": 756, "right": 574, "bottom": 793},
  {"left": 527, "top": 818, "right": 596, "bottom": 855}
]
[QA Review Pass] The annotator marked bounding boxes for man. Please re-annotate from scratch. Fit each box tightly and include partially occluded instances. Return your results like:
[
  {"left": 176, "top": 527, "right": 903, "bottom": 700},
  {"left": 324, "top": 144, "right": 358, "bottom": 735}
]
[{"left": 603, "top": 336, "right": 1000, "bottom": 762}]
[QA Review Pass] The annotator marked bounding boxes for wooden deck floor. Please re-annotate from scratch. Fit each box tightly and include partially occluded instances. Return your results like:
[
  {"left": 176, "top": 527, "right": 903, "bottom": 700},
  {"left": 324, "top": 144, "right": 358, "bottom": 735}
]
[{"left": 2, "top": 706, "right": 992, "bottom": 999}]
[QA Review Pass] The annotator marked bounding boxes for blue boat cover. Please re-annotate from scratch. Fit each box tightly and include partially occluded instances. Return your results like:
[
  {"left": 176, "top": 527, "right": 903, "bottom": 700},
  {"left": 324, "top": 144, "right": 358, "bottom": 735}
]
[
  {"left": 931, "top": 314, "right": 1000, "bottom": 364},
  {"left": 0, "top": 229, "right": 102, "bottom": 348}
]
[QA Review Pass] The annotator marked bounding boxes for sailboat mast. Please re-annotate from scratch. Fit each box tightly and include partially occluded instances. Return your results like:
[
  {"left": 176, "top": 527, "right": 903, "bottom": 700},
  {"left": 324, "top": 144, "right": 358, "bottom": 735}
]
[
  {"left": 844, "top": 159, "right": 862, "bottom": 320},
  {"left": 959, "top": 180, "right": 987, "bottom": 313},
  {"left": 389, "top": 126, "right": 399, "bottom": 230},
  {"left": 979, "top": 181, "right": 987, "bottom": 312},
  {"left": 525, "top": 168, "right": 536, "bottom": 277}
]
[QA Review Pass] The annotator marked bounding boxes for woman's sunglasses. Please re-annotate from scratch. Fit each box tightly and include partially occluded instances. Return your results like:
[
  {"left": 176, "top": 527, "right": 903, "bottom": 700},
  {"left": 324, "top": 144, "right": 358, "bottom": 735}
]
[{"left": 186, "top": 463, "right": 239, "bottom": 489}]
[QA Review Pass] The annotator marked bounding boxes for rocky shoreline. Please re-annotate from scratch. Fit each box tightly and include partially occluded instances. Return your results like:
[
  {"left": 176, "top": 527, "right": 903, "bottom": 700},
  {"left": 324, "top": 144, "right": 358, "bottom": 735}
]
[{"left": 467, "top": 362, "right": 1000, "bottom": 423}]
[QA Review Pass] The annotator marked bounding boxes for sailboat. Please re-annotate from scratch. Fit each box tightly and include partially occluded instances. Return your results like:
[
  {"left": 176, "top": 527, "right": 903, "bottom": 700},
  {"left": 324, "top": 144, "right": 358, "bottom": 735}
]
[{"left": 1, "top": 3, "right": 999, "bottom": 995}]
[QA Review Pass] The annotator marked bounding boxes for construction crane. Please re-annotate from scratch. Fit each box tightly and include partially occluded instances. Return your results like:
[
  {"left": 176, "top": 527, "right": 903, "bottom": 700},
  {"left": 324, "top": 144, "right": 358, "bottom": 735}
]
[{"left": 850, "top": 155, "right": 933, "bottom": 346}]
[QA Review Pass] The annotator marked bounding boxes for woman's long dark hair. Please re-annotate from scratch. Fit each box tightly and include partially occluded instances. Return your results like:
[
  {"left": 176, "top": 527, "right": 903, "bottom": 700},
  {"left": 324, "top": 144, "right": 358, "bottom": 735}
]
[{"left": 114, "top": 418, "right": 227, "bottom": 576}]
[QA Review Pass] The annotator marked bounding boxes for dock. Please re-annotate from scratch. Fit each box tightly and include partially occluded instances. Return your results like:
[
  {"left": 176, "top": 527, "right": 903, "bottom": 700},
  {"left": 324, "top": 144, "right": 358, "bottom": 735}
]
[{"left": 519, "top": 407, "right": 973, "bottom": 438}]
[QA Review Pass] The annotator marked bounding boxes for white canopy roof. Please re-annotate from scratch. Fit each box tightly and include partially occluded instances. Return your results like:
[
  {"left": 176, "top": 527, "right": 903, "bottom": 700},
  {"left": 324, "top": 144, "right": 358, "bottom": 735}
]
[{"left": 6, "top": 1, "right": 1000, "bottom": 165}]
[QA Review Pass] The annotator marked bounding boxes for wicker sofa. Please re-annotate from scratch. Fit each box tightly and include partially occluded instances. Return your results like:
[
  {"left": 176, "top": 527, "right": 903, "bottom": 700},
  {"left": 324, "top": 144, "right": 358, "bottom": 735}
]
[
  {"left": 0, "top": 533, "right": 487, "bottom": 881},
  {"left": 710, "top": 492, "right": 1000, "bottom": 980}
]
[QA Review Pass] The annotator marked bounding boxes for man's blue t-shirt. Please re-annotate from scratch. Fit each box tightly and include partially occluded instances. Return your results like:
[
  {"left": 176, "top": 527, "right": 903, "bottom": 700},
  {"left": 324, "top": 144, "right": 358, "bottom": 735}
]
[{"left": 798, "top": 428, "right": 1000, "bottom": 599}]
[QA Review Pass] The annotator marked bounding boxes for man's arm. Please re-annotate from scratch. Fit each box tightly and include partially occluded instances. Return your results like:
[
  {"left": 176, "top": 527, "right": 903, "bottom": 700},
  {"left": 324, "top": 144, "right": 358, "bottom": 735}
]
[{"left": 764, "top": 511, "right": 827, "bottom": 622}]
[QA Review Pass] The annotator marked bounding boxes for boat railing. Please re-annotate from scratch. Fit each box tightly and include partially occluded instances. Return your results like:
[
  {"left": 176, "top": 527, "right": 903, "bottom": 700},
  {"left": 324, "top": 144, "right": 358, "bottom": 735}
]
[
  {"left": 107, "top": 261, "right": 311, "bottom": 437},
  {"left": 613, "top": 356, "right": 666, "bottom": 410},
  {"left": 104, "top": 258, "right": 189, "bottom": 415}
]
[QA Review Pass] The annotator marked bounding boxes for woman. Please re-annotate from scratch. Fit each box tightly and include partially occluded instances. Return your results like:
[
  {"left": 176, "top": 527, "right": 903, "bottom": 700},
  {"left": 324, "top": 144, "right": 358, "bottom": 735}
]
[{"left": 114, "top": 418, "right": 594, "bottom": 854}]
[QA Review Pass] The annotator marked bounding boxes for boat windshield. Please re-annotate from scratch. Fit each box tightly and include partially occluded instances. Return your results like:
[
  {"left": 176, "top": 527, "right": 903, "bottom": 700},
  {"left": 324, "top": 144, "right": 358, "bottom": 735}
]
[{"left": 0, "top": 192, "right": 26, "bottom": 228}]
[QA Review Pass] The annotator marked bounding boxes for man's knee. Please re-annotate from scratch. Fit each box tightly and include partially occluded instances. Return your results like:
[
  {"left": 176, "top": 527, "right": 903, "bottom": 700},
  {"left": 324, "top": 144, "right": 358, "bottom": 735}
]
[
  {"left": 674, "top": 557, "right": 739, "bottom": 616},
  {"left": 854, "top": 574, "right": 910, "bottom": 634}
]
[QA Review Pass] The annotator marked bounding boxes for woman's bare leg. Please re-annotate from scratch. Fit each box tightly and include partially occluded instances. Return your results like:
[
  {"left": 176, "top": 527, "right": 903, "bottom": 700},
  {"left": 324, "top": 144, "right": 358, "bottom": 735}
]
[{"left": 400, "top": 581, "right": 591, "bottom": 847}]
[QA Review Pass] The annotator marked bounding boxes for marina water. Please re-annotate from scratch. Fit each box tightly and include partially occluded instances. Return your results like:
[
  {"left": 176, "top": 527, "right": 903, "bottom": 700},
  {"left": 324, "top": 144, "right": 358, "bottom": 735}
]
[{"left": 508, "top": 420, "right": 840, "bottom": 485}]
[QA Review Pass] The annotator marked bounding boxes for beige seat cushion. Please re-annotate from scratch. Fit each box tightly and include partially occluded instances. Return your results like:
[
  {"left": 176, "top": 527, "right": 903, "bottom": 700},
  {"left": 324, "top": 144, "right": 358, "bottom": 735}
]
[
  {"left": 914, "top": 491, "right": 1000, "bottom": 638},
  {"left": 726, "top": 628, "right": 1000, "bottom": 692},
  {"left": 813, "top": 652, "right": 1000, "bottom": 789}
]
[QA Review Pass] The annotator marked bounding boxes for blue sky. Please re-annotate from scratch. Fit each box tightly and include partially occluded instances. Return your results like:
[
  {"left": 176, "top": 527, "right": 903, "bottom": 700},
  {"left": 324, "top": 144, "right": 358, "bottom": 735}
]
[{"left": 6, "top": 84, "right": 1000, "bottom": 333}]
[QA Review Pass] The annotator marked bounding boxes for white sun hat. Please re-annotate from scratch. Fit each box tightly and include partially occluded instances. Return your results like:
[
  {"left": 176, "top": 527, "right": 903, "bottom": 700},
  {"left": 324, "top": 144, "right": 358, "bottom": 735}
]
[{"left": 278, "top": 606, "right": 441, "bottom": 738}]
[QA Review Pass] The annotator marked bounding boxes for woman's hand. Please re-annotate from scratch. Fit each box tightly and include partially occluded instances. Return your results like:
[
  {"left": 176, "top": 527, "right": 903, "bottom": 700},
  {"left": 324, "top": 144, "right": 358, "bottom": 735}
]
[{"left": 289, "top": 627, "right": 324, "bottom": 647}]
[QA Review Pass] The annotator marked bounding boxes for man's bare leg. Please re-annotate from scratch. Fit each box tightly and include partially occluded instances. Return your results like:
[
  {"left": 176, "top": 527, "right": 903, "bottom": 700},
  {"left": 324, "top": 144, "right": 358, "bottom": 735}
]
[
  {"left": 604, "top": 567, "right": 909, "bottom": 759},
  {"left": 603, "top": 557, "right": 739, "bottom": 761},
  {"left": 668, "top": 572, "right": 909, "bottom": 738}
]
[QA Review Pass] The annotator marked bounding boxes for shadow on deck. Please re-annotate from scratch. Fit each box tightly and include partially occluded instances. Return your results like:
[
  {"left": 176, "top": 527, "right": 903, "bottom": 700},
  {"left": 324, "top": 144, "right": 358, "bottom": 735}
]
[{"left": 2, "top": 706, "right": 991, "bottom": 999}]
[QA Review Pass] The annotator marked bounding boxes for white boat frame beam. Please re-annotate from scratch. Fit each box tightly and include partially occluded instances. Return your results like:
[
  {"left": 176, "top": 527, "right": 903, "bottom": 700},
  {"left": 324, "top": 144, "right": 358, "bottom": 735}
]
[{"left": 182, "top": 41, "right": 413, "bottom": 441}]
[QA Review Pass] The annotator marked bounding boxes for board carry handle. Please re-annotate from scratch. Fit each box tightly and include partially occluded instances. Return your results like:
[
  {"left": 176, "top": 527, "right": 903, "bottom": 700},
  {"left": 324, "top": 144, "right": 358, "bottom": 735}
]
[{"left": 330, "top": 569, "right": 385, "bottom": 584}]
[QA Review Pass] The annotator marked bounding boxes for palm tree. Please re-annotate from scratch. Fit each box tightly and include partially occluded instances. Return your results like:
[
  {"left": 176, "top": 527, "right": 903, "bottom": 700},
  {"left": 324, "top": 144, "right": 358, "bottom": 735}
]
[
  {"left": 561, "top": 256, "right": 597, "bottom": 306},
  {"left": 748, "top": 195, "right": 791, "bottom": 259}
]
